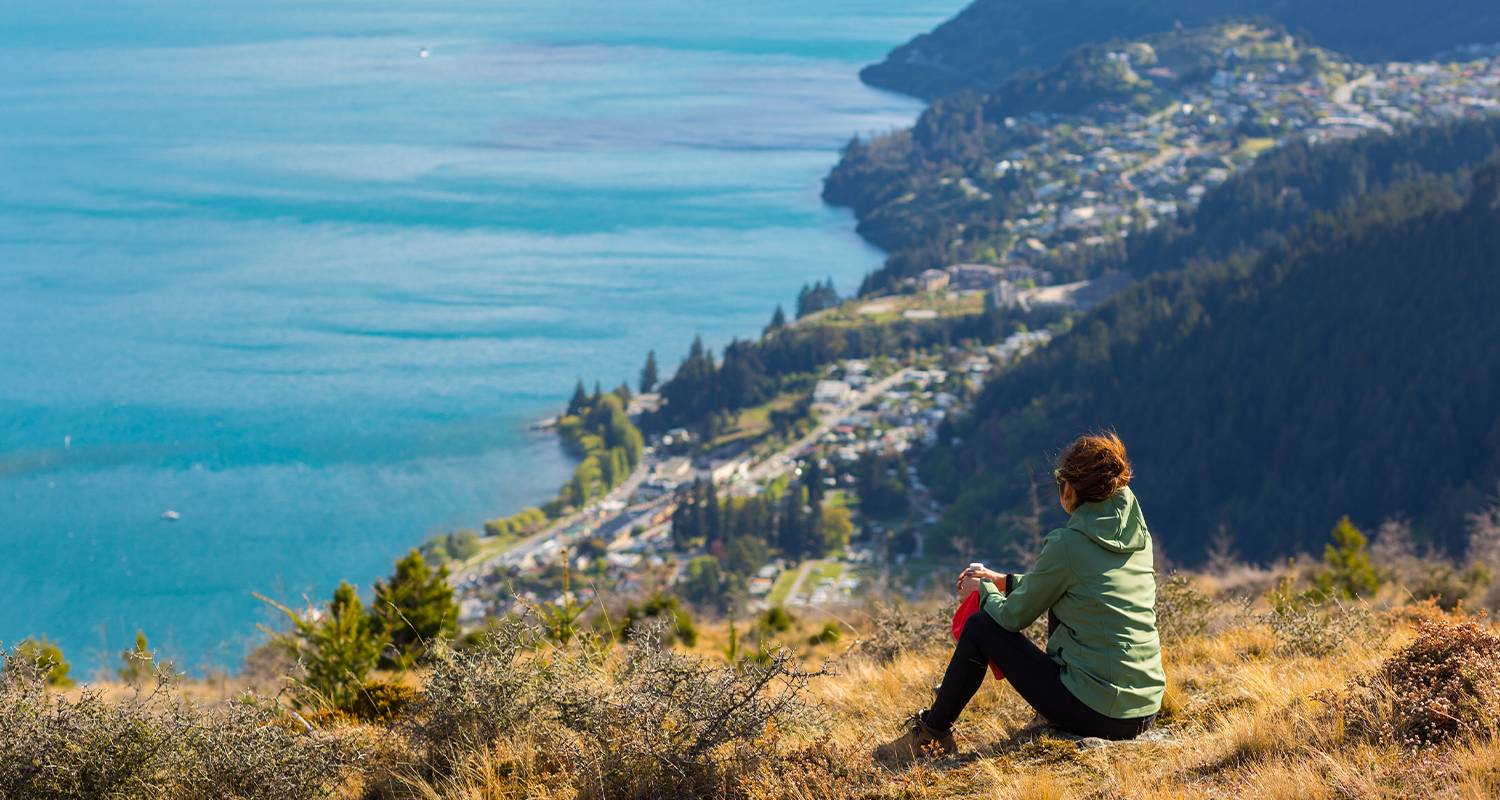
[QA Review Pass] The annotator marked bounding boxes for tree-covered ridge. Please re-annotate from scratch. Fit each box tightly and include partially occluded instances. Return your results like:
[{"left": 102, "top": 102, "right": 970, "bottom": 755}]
[
  {"left": 646, "top": 312, "right": 1007, "bottom": 435},
  {"left": 920, "top": 158, "right": 1500, "bottom": 564},
  {"left": 861, "top": 0, "right": 1500, "bottom": 99}
]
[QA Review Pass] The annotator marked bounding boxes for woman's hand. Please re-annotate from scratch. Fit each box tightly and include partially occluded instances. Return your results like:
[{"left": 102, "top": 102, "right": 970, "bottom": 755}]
[{"left": 955, "top": 566, "right": 1006, "bottom": 596}]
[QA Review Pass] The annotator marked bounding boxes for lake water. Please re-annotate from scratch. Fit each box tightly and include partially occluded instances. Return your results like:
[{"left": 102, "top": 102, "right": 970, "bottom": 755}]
[{"left": 0, "top": 0, "right": 954, "bottom": 673}]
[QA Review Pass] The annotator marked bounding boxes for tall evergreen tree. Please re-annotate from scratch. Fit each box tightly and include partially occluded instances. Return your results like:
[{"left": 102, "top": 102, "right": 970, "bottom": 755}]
[
  {"left": 705, "top": 481, "right": 723, "bottom": 550},
  {"left": 803, "top": 459, "right": 824, "bottom": 508},
  {"left": 765, "top": 304, "right": 788, "bottom": 335},
  {"left": 566, "top": 379, "right": 589, "bottom": 417},
  {"left": 778, "top": 484, "right": 811, "bottom": 557},
  {"left": 639, "top": 350, "right": 659, "bottom": 393}
]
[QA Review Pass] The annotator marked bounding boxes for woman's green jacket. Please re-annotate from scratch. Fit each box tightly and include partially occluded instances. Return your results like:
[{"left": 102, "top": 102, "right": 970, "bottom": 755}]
[{"left": 978, "top": 487, "right": 1166, "bottom": 719}]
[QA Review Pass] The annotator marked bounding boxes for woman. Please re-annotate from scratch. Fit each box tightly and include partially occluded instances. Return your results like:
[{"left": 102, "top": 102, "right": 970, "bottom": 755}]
[{"left": 874, "top": 432, "right": 1165, "bottom": 766}]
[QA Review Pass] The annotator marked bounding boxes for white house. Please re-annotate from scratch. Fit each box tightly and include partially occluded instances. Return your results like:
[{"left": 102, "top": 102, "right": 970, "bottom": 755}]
[{"left": 813, "top": 379, "right": 852, "bottom": 406}]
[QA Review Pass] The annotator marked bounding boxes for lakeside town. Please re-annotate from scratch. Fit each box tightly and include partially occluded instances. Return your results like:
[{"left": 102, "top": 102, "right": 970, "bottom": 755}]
[
  {"left": 942, "top": 26, "right": 1500, "bottom": 268},
  {"left": 439, "top": 26, "right": 1500, "bottom": 627}
]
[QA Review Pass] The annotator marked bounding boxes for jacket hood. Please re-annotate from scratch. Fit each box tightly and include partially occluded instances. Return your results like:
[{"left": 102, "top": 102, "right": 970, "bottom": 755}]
[{"left": 1066, "top": 486, "right": 1149, "bottom": 553}]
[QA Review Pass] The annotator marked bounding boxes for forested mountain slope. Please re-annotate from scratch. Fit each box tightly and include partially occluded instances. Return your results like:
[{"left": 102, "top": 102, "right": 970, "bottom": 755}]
[
  {"left": 920, "top": 163, "right": 1500, "bottom": 564},
  {"left": 863, "top": 0, "right": 1500, "bottom": 99}
]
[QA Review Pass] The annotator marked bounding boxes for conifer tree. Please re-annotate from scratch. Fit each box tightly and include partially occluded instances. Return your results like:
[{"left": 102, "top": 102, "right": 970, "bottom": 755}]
[
  {"left": 1316, "top": 517, "right": 1380, "bottom": 600},
  {"left": 538, "top": 548, "right": 592, "bottom": 645},
  {"left": 765, "top": 304, "right": 788, "bottom": 335},
  {"left": 261, "top": 582, "right": 383, "bottom": 710},
  {"left": 639, "top": 350, "right": 659, "bottom": 393},
  {"left": 566, "top": 379, "right": 589, "bottom": 417},
  {"left": 370, "top": 549, "right": 459, "bottom": 668},
  {"left": 705, "top": 481, "right": 723, "bottom": 549}
]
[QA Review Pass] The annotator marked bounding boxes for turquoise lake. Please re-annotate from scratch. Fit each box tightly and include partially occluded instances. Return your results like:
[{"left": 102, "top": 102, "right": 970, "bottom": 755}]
[{"left": 0, "top": 0, "right": 956, "bottom": 672}]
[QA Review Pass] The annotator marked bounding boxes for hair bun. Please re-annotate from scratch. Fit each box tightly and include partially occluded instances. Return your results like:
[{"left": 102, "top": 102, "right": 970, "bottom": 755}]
[{"left": 1056, "top": 431, "right": 1132, "bottom": 505}]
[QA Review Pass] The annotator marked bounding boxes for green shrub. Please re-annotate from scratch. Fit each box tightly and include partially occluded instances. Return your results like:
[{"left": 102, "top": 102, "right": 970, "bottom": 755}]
[
  {"left": 258, "top": 582, "right": 383, "bottom": 711},
  {"left": 10, "top": 638, "right": 73, "bottom": 688},
  {"left": 852, "top": 601, "right": 949, "bottom": 664},
  {"left": 808, "top": 622, "right": 842, "bottom": 645},
  {"left": 117, "top": 631, "right": 160, "bottom": 686},
  {"left": 1154, "top": 572, "right": 1219, "bottom": 644},
  {"left": 484, "top": 507, "right": 548, "bottom": 538},
  {"left": 349, "top": 679, "right": 417, "bottom": 723},
  {"left": 1407, "top": 563, "right": 1490, "bottom": 611},
  {"left": 370, "top": 549, "right": 459, "bottom": 669},
  {"left": 763, "top": 606, "right": 795, "bottom": 634},
  {"left": 614, "top": 594, "right": 698, "bottom": 647},
  {"left": 411, "top": 619, "right": 824, "bottom": 797},
  {"left": 1262, "top": 572, "right": 1382, "bottom": 657}
]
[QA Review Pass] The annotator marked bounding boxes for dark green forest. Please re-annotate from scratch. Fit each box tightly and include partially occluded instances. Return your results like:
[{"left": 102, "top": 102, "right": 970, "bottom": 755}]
[
  {"left": 919, "top": 160, "right": 1500, "bottom": 563},
  {"left": 862, "top": 0, "right": 1500, "bottom": 99}
]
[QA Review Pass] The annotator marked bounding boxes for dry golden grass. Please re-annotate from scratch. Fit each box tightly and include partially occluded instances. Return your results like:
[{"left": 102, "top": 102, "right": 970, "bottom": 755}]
[
  {"left": 323, "top": 597, "right": 1500, "bottom": 799},
  {"left": 15, "top": 591, "right": 1500, "bottom": 799},
  {"left": 714, "top": 597, "right": 1497, "bottom": 800}
]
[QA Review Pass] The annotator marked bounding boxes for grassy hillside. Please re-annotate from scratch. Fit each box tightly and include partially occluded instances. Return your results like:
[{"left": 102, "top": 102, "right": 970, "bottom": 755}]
[
  {"left": 6, "top": 552, "right": 1500, "bottom": 798},
  {"left": 862, "top": 0, "right": 1500, "bottom": 99}
]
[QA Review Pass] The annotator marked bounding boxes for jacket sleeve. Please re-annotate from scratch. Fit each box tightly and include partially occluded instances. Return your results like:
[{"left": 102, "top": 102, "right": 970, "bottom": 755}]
[{"left": 979, "top": 531, "right": 1073, "bottom": 632}]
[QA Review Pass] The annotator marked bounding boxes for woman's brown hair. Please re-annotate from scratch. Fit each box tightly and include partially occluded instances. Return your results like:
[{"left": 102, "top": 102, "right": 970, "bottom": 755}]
[{"left": 1055, "top": 431, "right": 1133, "bottom": 504}]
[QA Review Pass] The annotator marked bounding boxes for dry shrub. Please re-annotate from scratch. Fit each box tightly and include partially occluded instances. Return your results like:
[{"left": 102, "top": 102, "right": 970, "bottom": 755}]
[
  {"left": 0, "top": 652, "right": 358, "bottom": 800},
  {"left": 1261, "top": 575, "right": 1384, "bottom": 657},
  {"left": 1155, "top": 572, "right": 1238, "bottom": 644},
  {"left": 350, "top": 679, "right": 419, "bottom": 724},
  {"left": 403, "top": 618, "right": 829, "bottom": 799},
  {"left": 1334, "top": 612, "right": 1500, "bottom": 748},
  {"left": 851, "top": 600, "right": 949, "bottom": 664}
]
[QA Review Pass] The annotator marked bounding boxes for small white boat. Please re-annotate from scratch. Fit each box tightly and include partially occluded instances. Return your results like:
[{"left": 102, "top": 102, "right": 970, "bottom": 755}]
[
  {"left": 161, "top": 510, "right": 181, "bottom": 522},
  {"left": 418, "top": 47, "right": 430, "bottom": 59}
]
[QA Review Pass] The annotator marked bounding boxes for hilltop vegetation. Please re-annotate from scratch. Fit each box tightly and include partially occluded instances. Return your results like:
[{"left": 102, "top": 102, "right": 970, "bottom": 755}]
[
  {"left": 7, "top": 546, "right": 1500, "bottom": 798},
  {"left": 861, "top": 0, "right": 1500, "bottom": 99}
]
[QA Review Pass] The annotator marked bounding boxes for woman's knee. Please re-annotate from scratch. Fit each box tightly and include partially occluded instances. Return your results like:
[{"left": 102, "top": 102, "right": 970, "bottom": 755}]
[{"left": 959, "top": 609, "right": 1004, "bottom": 644}]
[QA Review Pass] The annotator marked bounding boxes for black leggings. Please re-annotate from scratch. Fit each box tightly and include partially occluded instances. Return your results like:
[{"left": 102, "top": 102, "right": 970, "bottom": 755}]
[{"left": 923, "top": 611, "right": 1154, "bottom": 740}]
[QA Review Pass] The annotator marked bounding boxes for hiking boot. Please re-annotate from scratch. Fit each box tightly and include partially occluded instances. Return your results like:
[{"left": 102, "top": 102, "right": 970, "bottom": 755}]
[{"left": 873, "top": 712, "right": 957, "bottom": 767}]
